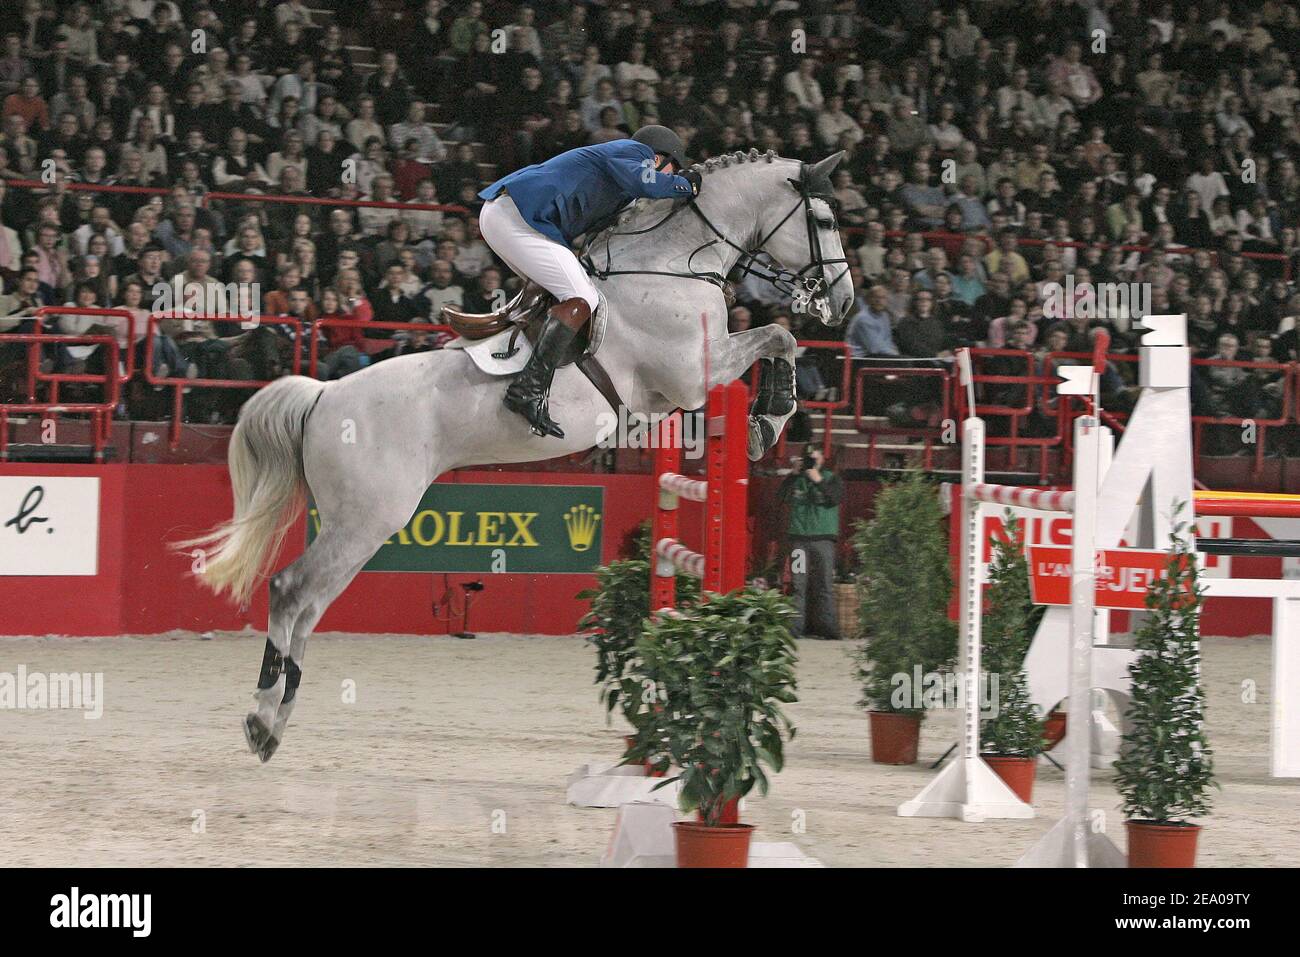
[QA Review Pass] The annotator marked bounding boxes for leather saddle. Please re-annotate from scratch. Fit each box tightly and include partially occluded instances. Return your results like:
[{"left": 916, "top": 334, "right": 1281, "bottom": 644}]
[{"left": 441, "top": 280, "right": 592, "bottom": 367}]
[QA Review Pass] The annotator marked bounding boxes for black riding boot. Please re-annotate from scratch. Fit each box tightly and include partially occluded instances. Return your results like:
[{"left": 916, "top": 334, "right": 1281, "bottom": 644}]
[{"left": 503, "top": 313, "right": 577, "bottom": 438}]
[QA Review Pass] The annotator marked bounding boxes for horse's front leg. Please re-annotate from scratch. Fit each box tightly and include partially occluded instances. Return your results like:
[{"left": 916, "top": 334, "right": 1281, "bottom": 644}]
[{"left": 709, "top": 325, "right": 798, "bottom": 460}]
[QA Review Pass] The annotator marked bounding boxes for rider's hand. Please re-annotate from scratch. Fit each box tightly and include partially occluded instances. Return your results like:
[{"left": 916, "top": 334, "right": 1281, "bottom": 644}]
[{"left": 681, "top": 169, "right": 702, "bottom": 197}]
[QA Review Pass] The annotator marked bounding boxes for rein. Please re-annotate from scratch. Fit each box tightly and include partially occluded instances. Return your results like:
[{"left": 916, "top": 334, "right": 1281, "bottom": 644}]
[{"left": 580, "top": 166, "right": 851, "bottom": 309}]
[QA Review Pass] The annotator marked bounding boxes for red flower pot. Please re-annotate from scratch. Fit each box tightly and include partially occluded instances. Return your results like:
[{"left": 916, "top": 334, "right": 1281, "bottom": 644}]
[
  {"left": 672, "top": 821, "right": 755, "bottom": 868},
  {"left": 624, "top": 734, "right": 662, "bottom": 776},
  {"left": 696, "top": 797, "right": 741, "bottom": 825},
  {"left": 1042, "top": 711, "right": 1067, "bottom": 752},
  {"left": 1126, "top": 820, "right": 1201, "bottom": 868},
  {"left": 869, "top": 711, "right": 920, "bottom": 765},
  {"left": 981, "top": 754, "right": 1037, "bottom": 803}
]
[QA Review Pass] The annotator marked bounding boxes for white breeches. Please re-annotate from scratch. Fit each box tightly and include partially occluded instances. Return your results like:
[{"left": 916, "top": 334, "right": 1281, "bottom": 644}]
[{"left": 478, "top": 194, "right": 600, "bottom": 312}]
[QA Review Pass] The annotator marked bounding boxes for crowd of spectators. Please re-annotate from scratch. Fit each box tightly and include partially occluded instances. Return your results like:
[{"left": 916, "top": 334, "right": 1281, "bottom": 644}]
[{"left": 0, "top": 0, "right": 1296, "bottom": 446}]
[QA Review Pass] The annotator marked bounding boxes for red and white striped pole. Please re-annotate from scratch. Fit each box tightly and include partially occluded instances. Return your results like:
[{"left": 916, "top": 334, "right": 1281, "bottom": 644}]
[{"left": 651, "top": 411, "right": 681, "bottom": 611}]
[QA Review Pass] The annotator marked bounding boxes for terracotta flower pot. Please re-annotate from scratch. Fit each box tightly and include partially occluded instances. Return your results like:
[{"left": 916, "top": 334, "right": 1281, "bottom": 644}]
[
  {"left": 672, "top": 821, "right": 755, "bottom": 868},
  {"left": 1126, "top": 820, "right": 1201, "bottom": 868},
  {"left": 1042, "top": 711, "right": 1067, "bottom": 751},
  {"left": 981, "top": 754, "right": 1037, "bottom": 803},
  {"left": 696, "top": 797, "right": 741, "bottom": 825},
  {"left": 869, "top": 710, "right": 920, "bottom": 765},
  {"left": 624, "top": 734, "right": 663, "bottom": 776},
  {"left": 623, "top": 734, "right": 644, "bottom": 775}
]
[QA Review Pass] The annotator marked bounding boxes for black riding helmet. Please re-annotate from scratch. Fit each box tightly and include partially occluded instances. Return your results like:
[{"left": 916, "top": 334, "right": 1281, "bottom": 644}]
[{"left": 632, "top": 125, "right": 688, "bottom": 170}]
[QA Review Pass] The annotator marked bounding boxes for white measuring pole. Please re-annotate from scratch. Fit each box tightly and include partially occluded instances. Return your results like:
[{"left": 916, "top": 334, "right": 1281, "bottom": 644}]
[
  {"left": 1064, "top": 409, "right": 1102, "bottom": 867},
  {"left": 960, "top": 415, "right": 986, "bottom": 813},
  {"left": 898, "top": 349, "right": 1034, "bottom": 822}
]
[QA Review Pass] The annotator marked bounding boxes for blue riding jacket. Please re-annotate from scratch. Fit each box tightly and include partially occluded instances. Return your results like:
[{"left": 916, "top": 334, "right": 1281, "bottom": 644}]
[{"left": 479, "top": 140, "right": 694, "bottom": 245}]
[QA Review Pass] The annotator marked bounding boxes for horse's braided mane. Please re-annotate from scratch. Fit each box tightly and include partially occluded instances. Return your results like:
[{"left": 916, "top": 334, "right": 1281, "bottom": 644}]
[
  {"left": 592, "top": 148, "right": 789, "bottom": 244},
  {"left": 694, "top": 148, "right": 778, "bottom": 175}
]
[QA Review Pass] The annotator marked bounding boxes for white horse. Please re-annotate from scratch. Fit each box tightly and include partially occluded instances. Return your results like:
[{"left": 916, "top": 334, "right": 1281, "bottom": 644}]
[{"left": 184, "top": 149, "right": 854, "bottom": 760}]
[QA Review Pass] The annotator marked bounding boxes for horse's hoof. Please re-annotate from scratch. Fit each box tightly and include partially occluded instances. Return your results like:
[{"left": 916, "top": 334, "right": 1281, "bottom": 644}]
[
  {"left": 259, "top": 735, "right": 281, "bottom": 762},
  {"left": 242, "top": 714, "right": 279, "bottom": 762},
  {"left": 747, "top": 417, "right": 777, "bottom": 461}
]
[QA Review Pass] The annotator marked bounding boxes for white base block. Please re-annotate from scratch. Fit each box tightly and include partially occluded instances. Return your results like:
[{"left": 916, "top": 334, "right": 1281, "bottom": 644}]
[
  {"left": 898, "top": 756, "right": 1035, "bottom": 821},
  {"left": 600, "top": 802, "right": 823, "bottom": 868},
  {"left": 1014, "top": 816, "right": 1126, "bottom": 868},
  {"left": 565, "top": 761, "right": 680, "bottom": 809}
]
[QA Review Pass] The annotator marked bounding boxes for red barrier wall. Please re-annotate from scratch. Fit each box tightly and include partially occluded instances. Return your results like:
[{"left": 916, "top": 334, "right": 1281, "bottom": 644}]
[
  {"left": 0, "top": 464, "right": 666, "bottom": 637},
  {"left": 4, "top": 462, "right": 1282, "bottom": 638}
]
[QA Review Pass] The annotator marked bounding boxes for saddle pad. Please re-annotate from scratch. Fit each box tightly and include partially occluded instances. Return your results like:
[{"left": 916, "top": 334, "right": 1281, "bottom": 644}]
[
  {"left": 445, "top": 326, "right": 532, "bottom": 376},
  {"left": 444, "top": 291, "right": 607, "bottom": 378}
]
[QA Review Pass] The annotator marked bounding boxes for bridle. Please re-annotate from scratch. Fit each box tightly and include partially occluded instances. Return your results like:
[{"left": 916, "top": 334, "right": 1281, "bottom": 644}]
[{"left": 580, "top": 162, "right": 850, "bottom": 321}]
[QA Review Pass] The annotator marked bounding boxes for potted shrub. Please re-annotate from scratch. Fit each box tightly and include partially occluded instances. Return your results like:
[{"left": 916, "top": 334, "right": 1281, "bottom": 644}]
[
  {"left": 577, "top": 531, "right": 697, "bottom": 775},
  {"left": 978, "top": 512, "right": 1047, "bottom": 801},
  {"left": 1114, "top": 518, "right": 1216, "bottom": 867},
  {"left": 638, "top": 587, "right": 798, "bottom": 868},
  {"left": 852, "top": 473, "right": 957, "bottom": 764}
]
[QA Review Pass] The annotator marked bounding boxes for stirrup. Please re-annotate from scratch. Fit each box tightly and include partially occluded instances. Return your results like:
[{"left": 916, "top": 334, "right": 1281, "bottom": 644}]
[{"left": 491, "top": 327, "right": 523, "bottom": 360}]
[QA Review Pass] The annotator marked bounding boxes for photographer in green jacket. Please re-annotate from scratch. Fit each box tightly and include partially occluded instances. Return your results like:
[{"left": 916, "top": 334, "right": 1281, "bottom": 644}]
[{"left": 777, "top": 443, "right": 844, "bottom": 640}]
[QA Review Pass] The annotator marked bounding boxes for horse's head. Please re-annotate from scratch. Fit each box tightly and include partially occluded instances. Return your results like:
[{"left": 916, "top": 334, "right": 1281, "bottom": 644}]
[{"left": 760, "top": 151, "right": 853, "bottom": 327}]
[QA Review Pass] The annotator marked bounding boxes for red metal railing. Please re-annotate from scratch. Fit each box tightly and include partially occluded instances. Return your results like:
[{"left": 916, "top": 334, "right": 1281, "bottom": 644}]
[
  {"left": 842, "top": 348, "right": 1300, "bottom": 482},
  {"left": 1189, "top": 356, "right": 1293, "bottom": 476},
  {"left": 33, "top": 306, "right": 140, "bottom": 392},
  {"left": 852, "top": 363, "right": 953, "bottom": 471},
  {"left": 786, "top": 340, "right": 854, "bottom": 461},
  {"left": 857, "top": 228, "right": 1294, "bottom": 282},
  {"left": 6, "top": 177, "right": 471, "bottom": 217},
  {"left": 143, "top": 313, "right": 303, "bottom": 447},
  {"left": 0, "top": 333, "right": 120, "bottom": 460},
  {"left": 308, "top": 318, "right": 454, "bottom": 377}
]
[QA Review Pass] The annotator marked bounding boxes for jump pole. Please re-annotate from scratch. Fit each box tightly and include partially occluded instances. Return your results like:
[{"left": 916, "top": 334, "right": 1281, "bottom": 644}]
[{"left": 652, "top": 380, "right": 749, "bottom": 609}]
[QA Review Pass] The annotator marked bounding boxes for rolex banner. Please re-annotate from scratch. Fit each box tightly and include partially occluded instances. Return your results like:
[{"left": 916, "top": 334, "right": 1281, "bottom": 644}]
[{"left": 306, "top": 483, "right": 604, "bottom": 574}]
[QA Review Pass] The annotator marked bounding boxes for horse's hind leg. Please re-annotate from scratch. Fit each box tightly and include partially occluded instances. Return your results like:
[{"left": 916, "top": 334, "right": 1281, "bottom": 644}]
[{"left": 243, "top": 522, "right": 393, "bottom": 762}]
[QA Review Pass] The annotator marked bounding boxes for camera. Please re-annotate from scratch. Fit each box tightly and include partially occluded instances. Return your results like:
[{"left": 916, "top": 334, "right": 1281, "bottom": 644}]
[{"left": 802, "top": 453, "right": 816, "bottom": 471}]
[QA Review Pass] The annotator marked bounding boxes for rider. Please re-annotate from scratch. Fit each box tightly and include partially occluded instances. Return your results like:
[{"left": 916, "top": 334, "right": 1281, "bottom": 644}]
[{"left": 466, "top": 126, "right": 701, "bottom": 438}]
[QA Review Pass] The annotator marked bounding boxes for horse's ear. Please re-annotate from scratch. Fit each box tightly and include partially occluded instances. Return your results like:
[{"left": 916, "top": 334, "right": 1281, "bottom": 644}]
[{"left": 812, "top": 151, "right": 846, "bottom": 179}]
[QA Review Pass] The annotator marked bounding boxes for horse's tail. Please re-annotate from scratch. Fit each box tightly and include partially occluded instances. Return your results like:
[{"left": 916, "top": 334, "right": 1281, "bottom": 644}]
[{"left": 178, "top": 375, "right": 325, "bottom": 607}]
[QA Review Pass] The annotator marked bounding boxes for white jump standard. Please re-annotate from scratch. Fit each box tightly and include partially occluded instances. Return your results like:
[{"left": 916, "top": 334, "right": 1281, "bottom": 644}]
[
  {"left": 898, "top": 335, "right": 1111, "bottom": 828},
  {"left": 899, "top": 315, "right": 1195, "bottom": 869}
]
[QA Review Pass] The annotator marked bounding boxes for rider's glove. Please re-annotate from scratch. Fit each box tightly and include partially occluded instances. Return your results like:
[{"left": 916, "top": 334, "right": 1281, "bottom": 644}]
[{"left": 681, "top": 169, "right": 702, "bottom": 197}]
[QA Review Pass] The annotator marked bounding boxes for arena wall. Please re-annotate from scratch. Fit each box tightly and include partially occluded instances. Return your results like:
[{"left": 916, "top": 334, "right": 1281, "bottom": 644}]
[
  {"left": 0, "top": 463, "right": 1281, "bottom": 637},
  {"left": 0, "top": 464, "right": 662, "bottom": 637}
]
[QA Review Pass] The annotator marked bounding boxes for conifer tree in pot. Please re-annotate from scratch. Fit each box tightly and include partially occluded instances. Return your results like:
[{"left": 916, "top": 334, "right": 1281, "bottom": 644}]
[
  {"left": 1114, "top": 518, "right": 1216, "bottom": 867},
  {"left": 638, "top": 587, "right": 798, "bottom": 868},
  {"left": 577, "top": 527, "right": 698, "bottom": 775},
  {"left": 852, "top": 473, "right": 957, "bottom": 764},
  {"left": 978, "top": 513, "right": 1047, "bottom": 802}
]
